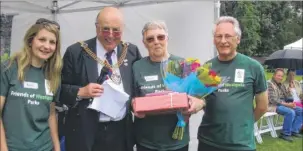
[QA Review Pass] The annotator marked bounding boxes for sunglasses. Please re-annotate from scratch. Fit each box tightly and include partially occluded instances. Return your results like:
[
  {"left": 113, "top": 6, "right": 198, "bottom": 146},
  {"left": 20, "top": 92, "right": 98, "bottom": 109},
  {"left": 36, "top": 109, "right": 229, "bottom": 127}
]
[
  {"left": 145, "top": 34, "right": 166, "bottom": 43},
  {"left": 35, "top": 19, "right": 60, "bottom": 30},
  {"left": 99, "top": 27, "right": 122, "bottom": 38}
]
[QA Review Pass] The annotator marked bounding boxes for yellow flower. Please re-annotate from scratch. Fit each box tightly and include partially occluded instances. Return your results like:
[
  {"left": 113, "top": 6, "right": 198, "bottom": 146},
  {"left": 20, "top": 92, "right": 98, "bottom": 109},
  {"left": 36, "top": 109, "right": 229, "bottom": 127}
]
[
  {"left": 214, "top": 76, "right": 221, "bottom": 83},
  {"left": 185, "top": 58, "right": 200, "bottom": 64}
]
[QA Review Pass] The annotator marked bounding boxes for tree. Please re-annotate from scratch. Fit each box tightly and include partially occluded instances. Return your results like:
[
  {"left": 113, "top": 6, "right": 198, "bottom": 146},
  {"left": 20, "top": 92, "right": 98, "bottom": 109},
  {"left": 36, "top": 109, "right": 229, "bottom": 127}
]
[
  {"left": 220, "top": 1, "right": 302, "bottom": 56},
  {"left": 255, "top": 1, "right": 302, "bottom": 56},
  {"left": 220, "top": 1, "right": 260, "bottom": 56}
]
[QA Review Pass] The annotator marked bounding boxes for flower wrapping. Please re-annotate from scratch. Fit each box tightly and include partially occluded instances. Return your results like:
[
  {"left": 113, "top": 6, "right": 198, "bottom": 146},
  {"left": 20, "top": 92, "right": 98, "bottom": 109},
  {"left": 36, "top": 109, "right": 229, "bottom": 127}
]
[
  {"left": 132, "top": 92, "right": 189, "bottom": 115},
  {"left": 162, "top": 58, "right": 225, "bottom": 98},
  {"left": 161, "top": 58, "right": 227, "bottom": 140}
]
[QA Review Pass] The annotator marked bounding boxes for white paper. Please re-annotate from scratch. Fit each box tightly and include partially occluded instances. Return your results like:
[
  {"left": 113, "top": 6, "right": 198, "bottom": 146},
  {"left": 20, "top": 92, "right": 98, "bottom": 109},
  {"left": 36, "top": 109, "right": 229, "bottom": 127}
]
[{"left": 88, "top": 79, "right": 129, "bottom": 118}]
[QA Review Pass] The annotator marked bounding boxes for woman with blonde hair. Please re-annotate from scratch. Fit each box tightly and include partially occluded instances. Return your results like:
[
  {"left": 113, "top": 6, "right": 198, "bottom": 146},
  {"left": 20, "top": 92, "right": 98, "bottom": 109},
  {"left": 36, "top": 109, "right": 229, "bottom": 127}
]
[
  {"left": 284, "top": 69, "right": 303, "bottom": 108},
  {"left": 0, "top": 18, "right": 62, "bottom": 151}
]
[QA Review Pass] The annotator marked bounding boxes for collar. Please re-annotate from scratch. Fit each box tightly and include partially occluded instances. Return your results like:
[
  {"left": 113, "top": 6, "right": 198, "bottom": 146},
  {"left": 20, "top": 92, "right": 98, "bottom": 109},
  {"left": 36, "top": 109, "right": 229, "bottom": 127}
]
[
  {"left": 96, "top": 38, "right": 117, "bottom": 56},
  {"left": 271, "top": 79, "right": 282, "bottom": 87}
]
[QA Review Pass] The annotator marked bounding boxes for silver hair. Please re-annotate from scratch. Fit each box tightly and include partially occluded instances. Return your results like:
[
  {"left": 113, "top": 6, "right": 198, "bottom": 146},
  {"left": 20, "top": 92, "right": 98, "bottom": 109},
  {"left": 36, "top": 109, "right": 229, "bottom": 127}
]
[
  {"left": 213, "top": 16, "right": 242, "bottom": 38},
  {"left": 141, "top": 20, "right": 168, "bottom": 36}
]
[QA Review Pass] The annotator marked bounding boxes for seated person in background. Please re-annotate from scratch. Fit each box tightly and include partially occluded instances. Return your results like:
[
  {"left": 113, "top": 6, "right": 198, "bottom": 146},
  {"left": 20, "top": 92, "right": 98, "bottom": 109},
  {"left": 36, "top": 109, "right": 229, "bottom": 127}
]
[
  {"left": 283, "top": 69, "right": 303, "bottom": 108},
  {"left": 267, "top": 68, "right": 303, "bottom": 142}
]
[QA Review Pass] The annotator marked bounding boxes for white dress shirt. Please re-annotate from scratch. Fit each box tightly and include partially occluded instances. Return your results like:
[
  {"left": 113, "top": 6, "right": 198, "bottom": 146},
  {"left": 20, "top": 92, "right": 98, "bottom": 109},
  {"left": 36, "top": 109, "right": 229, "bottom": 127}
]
[{"left": 96, "top": 39, "right": 127, "bottom": 122}]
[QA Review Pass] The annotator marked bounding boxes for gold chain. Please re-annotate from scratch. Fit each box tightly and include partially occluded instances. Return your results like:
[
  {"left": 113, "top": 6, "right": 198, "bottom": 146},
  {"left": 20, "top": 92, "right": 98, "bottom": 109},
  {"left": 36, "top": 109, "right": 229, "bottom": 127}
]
[{"left": 79, "top": 41, "right": 128, "bottom": 70}]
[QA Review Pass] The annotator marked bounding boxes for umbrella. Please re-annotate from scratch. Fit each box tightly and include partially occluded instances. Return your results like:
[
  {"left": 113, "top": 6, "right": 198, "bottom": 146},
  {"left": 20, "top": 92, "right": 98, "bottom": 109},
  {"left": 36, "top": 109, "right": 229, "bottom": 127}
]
[{"left": 264, "top": 49, "right": 303, "bottom": 70}]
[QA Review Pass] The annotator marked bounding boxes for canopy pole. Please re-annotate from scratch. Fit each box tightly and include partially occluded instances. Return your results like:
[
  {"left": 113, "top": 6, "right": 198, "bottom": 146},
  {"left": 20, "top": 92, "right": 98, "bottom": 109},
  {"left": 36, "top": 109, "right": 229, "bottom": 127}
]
[
  {"left": 213, "top": 0, "right": 221, "bottom": 57},
  {"left": 51, "top": 0, "right": 58, "bottom": 22}
]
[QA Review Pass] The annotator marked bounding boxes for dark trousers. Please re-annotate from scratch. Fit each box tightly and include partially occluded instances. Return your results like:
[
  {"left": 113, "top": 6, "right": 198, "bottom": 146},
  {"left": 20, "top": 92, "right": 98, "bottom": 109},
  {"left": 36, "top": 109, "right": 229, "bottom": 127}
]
[
  {"left": 91, "top": 119, "right": 127, "bottom": 151},
  {"left": 92, "top": 118, "right": 127, "bottom": 151},
  {"left": 136, "top": 144, "right": 188, "bottom": 151},
  {"left": 198, "top": 141, "right": 256, "bottom": 151}
]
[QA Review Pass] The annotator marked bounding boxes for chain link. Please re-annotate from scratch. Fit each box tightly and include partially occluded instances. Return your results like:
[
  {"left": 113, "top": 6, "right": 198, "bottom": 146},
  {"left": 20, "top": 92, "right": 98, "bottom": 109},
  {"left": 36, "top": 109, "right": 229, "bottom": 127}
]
[{"left": 79, "top": 41, "right": 128, "bottom": 70}]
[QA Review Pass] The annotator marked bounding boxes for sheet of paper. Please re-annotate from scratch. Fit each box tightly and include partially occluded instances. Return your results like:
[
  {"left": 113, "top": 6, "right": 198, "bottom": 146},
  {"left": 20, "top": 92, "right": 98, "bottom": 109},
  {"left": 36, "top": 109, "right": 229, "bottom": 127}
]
[{"left": 88, "top": 80, "right": 129, "bottom": 118}]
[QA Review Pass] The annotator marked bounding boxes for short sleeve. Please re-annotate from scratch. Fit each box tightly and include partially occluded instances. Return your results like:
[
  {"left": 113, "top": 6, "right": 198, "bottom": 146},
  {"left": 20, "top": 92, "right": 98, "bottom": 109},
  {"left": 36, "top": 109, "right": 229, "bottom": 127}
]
[
  {"left": 253, "top": 62, "right": 267, "bottom": 94},
  {"left": 0, "top": 63, "right": 11, "bottom": 97}
]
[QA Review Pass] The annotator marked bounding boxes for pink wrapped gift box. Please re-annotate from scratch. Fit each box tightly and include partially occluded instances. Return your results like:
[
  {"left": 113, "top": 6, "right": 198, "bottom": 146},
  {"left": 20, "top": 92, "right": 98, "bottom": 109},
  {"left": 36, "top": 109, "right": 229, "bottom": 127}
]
[{"left": 132, "top": 92, "right": 189, "bottom": 115}]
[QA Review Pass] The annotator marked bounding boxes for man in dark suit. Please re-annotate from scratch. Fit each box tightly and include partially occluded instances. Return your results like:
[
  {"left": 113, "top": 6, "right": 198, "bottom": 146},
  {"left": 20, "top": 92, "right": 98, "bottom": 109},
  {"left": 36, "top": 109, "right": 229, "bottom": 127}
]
[{"left": 59, "top": 7, "right": 142, "bottom": 151}]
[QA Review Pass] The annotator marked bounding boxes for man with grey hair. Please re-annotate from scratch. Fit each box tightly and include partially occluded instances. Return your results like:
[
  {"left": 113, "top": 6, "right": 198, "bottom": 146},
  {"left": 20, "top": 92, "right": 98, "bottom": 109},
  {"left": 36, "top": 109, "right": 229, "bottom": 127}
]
[
  {"left": 132, "top": 20, "right": 205, "bottom": 151},
  {"left": 60, "top": 7, "right": 141, "bottom": 151},
  {"left": 197, "top": 16, "right": 268, "bottom": 151}
]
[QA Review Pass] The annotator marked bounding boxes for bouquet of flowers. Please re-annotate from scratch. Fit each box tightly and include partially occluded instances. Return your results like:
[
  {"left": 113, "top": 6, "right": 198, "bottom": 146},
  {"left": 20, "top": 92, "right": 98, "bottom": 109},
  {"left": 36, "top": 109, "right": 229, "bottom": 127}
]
[{"left": 161, "top": 58, "right": 226, "bottom": 140}]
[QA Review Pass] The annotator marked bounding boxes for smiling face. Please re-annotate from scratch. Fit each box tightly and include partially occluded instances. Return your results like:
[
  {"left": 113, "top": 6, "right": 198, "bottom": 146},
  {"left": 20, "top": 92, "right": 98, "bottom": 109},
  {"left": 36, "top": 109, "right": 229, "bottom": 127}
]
[
  {"left": 143, "top": 28, "right": 168, "bottom": 61},
  {"left": 214, "top": 22, "right": 240, "bottom": 58},
  {"left": 96, "top": 7, "right": 123, "bottom": 51},
  {"left": 31, "top": 28, "right": 57, "bottom": 62},
  {"left": 273, "top": 70, "right": 284, "bottom": 84}
]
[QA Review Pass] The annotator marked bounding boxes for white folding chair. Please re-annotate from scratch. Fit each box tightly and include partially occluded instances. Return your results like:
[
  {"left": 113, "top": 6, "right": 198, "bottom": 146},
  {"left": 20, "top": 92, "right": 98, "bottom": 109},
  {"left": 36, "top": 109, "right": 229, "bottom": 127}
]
[
  {"left": 258, "top": 112, "right": 278, "bottom": 138},
  {"left": 274, "top": 114, "right": 283, "bottom": 130},
  {"left": 254, "top": 122, "right": 263, "bottom": 144}
]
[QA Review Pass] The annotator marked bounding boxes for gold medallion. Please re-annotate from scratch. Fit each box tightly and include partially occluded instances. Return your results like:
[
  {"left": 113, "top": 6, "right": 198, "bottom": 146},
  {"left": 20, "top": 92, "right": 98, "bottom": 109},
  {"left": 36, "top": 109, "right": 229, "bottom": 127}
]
[{"left": 111, "top": 70, "right": 122, "bottom": 84}]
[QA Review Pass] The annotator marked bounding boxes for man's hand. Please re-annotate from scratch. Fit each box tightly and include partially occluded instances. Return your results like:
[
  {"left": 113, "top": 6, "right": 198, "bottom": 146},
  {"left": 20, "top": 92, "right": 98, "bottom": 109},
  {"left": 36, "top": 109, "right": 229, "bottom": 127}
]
[
  {"left": 182, "top": 95, "right": 205, "bottom": 115},
  {"left": 77, "top": 83, "right": 104, "bottom": 98},
  {"left": 283, "top": 102, "right": 296, "bottom": 109},
  {"left": 289, "top": 102, "right": 296, "bottom": 109}
]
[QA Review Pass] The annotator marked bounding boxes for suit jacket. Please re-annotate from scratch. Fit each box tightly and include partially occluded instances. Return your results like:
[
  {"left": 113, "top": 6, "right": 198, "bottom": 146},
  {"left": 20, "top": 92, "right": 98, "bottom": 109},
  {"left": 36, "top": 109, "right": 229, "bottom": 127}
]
[{"left": 59, "top": 37, "right": 142, "bottom": 151}]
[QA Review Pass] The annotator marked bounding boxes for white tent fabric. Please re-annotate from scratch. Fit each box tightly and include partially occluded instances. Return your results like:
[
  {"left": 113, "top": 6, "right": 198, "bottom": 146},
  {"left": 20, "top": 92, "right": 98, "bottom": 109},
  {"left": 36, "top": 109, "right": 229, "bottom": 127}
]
[
  {"left": 283, "top": 38, "right": 303, "bottom": 50},
  {"left": 1, "top": 0, "right": 217, "bottom": 62}
]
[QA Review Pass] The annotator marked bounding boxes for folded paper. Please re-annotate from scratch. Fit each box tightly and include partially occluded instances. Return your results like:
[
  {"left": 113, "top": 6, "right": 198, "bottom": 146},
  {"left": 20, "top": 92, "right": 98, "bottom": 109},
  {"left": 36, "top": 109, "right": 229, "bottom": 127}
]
[{"left": 88, "top": 79, "right": 129, "bottom": 118}]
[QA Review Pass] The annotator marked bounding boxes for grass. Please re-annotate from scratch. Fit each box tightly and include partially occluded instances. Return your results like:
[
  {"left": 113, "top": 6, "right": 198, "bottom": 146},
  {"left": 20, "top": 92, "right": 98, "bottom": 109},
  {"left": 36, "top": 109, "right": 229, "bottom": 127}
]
[
  {"left": 256, "top": 131, "right": 303, "bottom": 151},
  {"left": 256, "top": 71, "right": 303, "bottom": 151}
]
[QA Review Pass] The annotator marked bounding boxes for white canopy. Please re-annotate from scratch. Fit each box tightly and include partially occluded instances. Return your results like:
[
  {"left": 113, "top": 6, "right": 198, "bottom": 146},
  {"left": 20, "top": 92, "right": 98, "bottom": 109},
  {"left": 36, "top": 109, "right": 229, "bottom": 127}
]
[
  {"left": 284, "top": 38, "right": 303, "bottom": 50},
  {"left": 1, "top": 0, "right": 220, "bottom": 62}
]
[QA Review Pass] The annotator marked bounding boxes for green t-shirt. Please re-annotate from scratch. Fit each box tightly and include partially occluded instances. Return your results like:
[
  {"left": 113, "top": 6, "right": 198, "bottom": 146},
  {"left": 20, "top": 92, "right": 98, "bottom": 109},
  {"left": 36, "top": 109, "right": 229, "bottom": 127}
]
[
  {"left": 0, "top": 61, "right": 59, "bottom": 151},
  {"left": 198, "top": 53, "right": 267, "bottom": 150},
  {"left": 132, "top": 55, "right": 189, "bottom": 151}
]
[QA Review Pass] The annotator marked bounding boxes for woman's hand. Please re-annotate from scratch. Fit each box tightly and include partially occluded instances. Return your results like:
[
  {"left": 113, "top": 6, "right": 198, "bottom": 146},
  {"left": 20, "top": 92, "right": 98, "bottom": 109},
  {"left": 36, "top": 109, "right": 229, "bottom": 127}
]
[{"left": 133, "top": 112, "right": 146, "bottom": 118}]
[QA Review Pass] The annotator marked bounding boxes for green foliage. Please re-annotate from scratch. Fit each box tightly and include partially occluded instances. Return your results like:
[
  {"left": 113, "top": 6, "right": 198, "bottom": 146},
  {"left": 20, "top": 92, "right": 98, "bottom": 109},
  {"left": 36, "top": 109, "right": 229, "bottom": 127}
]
[
  {"left": 0, "top": 52, "right": 9, "bottom": 62},
  {"left": 236, "top": 1, "right": 261, "bottom": 55},
  {"left": 220, "top": 1, "right": 302, "bottom": 57}
]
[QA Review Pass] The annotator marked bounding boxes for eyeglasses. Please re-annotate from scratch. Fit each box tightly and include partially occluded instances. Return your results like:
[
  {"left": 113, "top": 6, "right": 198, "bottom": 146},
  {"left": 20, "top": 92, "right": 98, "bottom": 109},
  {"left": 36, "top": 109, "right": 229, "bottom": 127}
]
[
  {"left": 35, "top": 18, "right": 60, "bottom": 30},
  {"left": 98, "top": 26, "right": 122, "bottom": 38},
  {"left": 214, "top": 34, "right": 237, "bottom": 42},
  {"left": 145, "top": 34, "right": 166, "bottom": 43}
]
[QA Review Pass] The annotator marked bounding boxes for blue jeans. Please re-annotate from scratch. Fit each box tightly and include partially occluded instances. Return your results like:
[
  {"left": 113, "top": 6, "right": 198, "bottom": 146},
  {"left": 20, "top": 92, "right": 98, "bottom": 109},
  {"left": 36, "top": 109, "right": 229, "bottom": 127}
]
[{"left": 276, "top": 105, "right": 303, "bottom": 136}]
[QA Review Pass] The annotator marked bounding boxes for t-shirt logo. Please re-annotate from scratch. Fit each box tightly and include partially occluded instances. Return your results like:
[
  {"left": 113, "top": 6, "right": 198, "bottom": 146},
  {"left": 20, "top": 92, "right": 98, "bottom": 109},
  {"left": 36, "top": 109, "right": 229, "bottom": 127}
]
[
  {"left": 45, "top": 80, "right": 53, "bottom": 96},
  {"left": 234, "top": 69, "right": 245, "bottom": 83},
  {"left": 23, "top": 81, "right": 38, "bottom": 89}
]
